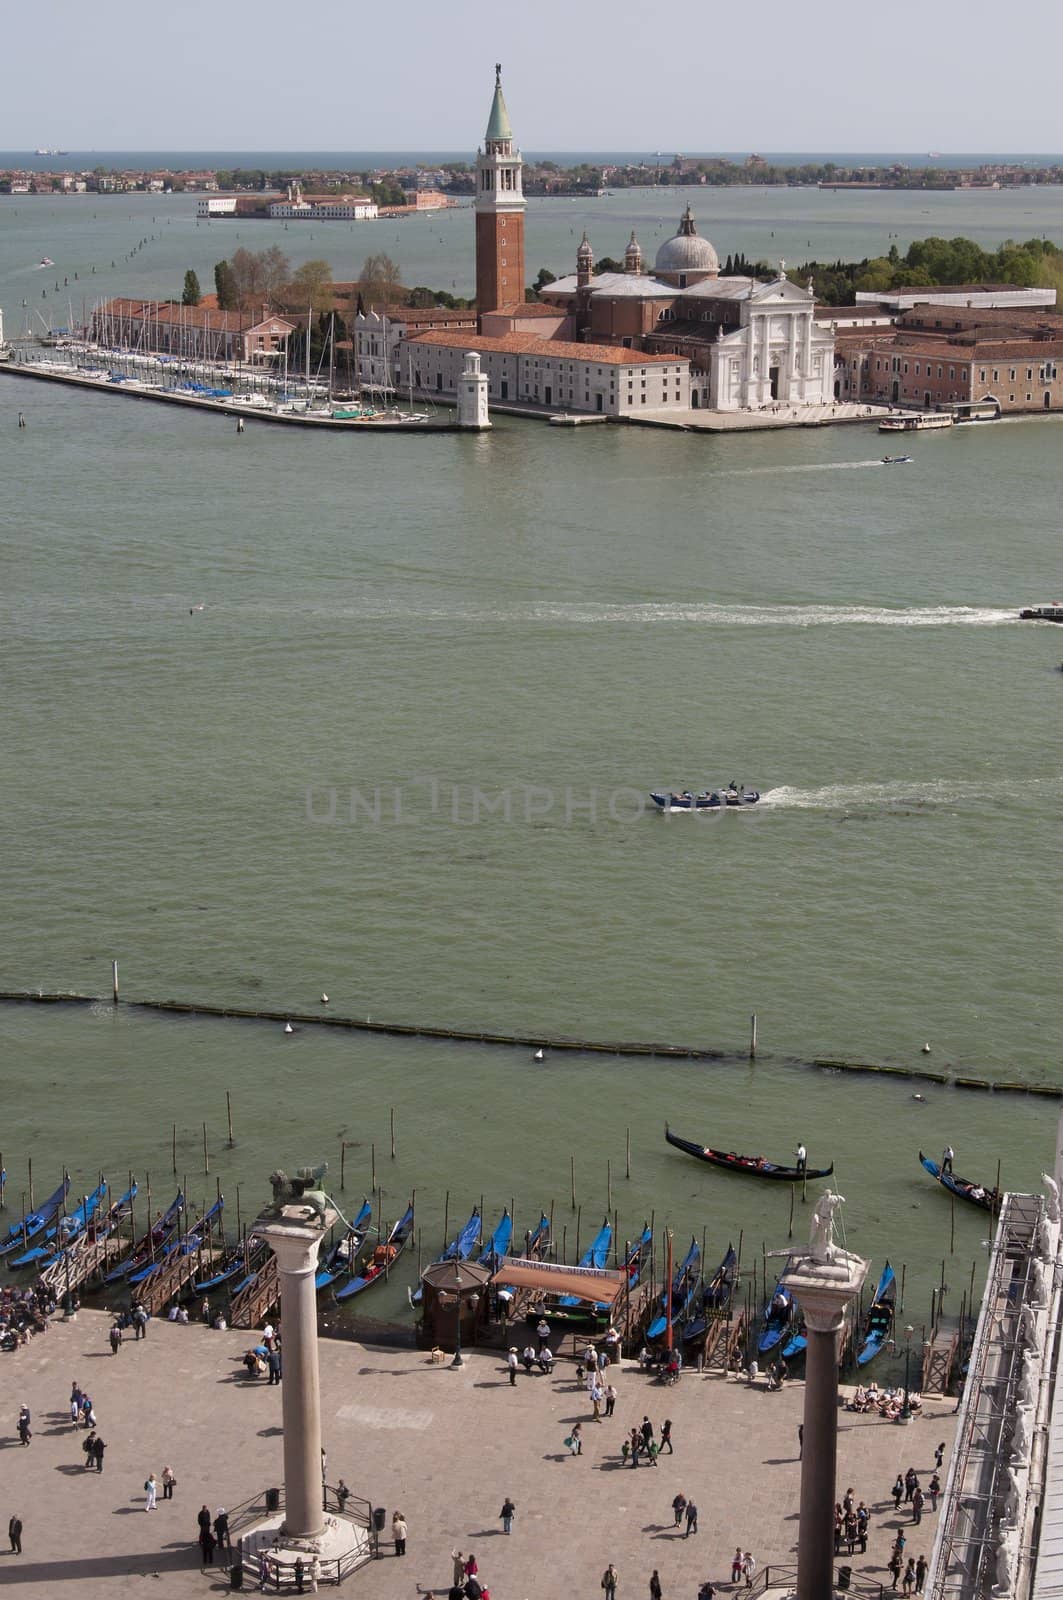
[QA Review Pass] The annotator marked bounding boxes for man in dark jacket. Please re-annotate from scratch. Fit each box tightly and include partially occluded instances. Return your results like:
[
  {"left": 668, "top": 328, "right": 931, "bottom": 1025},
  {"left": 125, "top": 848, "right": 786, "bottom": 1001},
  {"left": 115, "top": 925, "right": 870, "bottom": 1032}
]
[{"left": 8, "top": 1516, "right": 22, "bottom": 1554}]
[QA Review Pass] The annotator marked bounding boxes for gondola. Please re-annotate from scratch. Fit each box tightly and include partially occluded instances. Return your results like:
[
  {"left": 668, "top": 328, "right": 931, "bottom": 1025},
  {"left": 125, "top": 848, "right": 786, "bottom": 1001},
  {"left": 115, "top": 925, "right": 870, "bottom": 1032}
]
[
  {"left": 314, "top": 1200, "right": 373, "bottom": 1292},
  {"left": 537, "top": 1217, "right": 614, "bottom": 1326},
  {"left": 410, "top": 1206, "right": 480, "bottom": 1307},
  {"left": 0, "top": 1175, "right": 71, "bottom": 1259},
  {"left": 130, "top": 1195, "right": 224, "bottom": 1287},
  {"left": 624, "top": 1223, "right": 654, "bottom": 1291},
  {"left": 197, "top": 1236, "right": 268, "bottom": 1294},
  {"left": 335, "top": 1199, "right": 415, "bottom": 1302},
  {"left": 105, "top": 1190, "right": 184, "bottom": 1283},
  {"left": 8, "top": 1179, "right": 110, "bottom": 1268},
  {"left": 477, "top": 1209, "right": 513, "bottom": 1273},
  {"left": 759, "top": 1278, "right": 794, "bottom": 1352},
  {"left": 666, "top": 1127, "right": 833, "bottom": 1182},
  {"left": 683, "top": 1242, "right": 737, "bottom": 1343},
  {"left": 647, "top": 1236, "right": 701, "bottom": 1340},
  {"left": 781, "top": 1320, "right": 807, "bottom": 1362},
  {"left": 856, "top": 1260, "right": 896, "bottom": 1366},
  {"left": 919, "top": 1152, "right": 999, "bottom": 1212}
]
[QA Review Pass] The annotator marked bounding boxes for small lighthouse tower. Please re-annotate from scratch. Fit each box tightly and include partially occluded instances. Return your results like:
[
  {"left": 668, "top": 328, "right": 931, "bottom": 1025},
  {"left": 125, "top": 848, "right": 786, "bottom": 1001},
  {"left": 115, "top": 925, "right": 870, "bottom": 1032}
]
[{"left": 458, "top": 350, "right": 491, "bottom": 429}]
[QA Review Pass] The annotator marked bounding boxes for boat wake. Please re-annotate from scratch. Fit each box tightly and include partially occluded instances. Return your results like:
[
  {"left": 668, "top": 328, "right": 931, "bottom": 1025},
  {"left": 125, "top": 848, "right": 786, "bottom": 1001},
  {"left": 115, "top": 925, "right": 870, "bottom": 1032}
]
[
  {"left": 715, "top": 460, "right": 891, "bottom": 476},
  {"left": 760, "top": 779, "right": 981, "bottom": 811}
]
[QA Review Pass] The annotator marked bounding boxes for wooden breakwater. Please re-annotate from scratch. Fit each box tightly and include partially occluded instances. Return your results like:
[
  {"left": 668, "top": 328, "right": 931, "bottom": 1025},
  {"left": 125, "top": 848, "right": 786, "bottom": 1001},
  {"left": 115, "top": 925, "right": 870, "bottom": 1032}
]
[{"left": 0, "top": 987, "right": 1059, "bottom": 1098}]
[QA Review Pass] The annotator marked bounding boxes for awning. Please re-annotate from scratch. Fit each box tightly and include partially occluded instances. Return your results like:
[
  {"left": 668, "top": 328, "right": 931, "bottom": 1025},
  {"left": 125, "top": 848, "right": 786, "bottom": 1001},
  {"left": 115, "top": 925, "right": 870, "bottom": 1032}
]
[{"left": 490, "top": 1257, "right": 624, "bottom": 1305}]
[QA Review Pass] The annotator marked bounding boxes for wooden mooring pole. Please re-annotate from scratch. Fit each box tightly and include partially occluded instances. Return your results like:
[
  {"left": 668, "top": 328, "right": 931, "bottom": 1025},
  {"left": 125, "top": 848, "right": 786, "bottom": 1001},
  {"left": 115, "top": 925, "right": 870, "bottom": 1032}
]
[
  {"left": 226, "top": 1092, "right": 234, "bottom": 1148},
  {"left": 112, "top": 960, "right": 119, "bottom": 1003},
  {"left": 390, "top": 1106, "right": 396, "bottom": 1160},
  {"left": 625, "top": 1128, "right": 631, "bottom": 1181},
  {"left": 749, "top": 1013, "right": 757, "bottom": 1058}
]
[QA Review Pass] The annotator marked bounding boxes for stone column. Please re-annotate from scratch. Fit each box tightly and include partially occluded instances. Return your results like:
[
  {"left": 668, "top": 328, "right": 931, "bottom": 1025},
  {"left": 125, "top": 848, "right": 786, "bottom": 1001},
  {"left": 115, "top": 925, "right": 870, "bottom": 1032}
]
[
  {"left": 256, "top": 1206, "right": 337, "bottom": 1542},
  {"left": 781, "top": 1247, "right": 868, "bottom": 1600}
]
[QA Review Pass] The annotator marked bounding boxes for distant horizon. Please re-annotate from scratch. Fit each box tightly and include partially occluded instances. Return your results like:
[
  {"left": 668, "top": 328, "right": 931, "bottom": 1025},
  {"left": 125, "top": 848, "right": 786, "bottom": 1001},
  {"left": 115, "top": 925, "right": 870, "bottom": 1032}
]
[{"left": 7, "top": 149, "right": 1063, "bottom": 160}]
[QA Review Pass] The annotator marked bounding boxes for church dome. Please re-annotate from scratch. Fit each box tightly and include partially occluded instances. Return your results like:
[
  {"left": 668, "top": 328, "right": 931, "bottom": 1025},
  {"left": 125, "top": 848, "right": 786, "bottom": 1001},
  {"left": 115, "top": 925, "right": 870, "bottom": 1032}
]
[{"left": 654, "top": 205, "right": 719, "bottom": 279}]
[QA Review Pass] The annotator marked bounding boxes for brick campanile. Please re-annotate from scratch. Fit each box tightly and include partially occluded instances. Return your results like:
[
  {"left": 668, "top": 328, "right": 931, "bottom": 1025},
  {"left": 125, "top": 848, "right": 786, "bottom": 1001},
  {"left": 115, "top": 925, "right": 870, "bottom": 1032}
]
[{"left": 475, "top": 63, "right": 525, "bottom": 321}]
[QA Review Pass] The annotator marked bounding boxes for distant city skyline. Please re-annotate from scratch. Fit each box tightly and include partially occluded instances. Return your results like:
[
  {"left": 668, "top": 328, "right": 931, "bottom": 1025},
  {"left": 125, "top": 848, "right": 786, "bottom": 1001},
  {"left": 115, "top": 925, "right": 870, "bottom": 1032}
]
[{"left": 7, "top": 0, "right": 1063, "bottom": 151}]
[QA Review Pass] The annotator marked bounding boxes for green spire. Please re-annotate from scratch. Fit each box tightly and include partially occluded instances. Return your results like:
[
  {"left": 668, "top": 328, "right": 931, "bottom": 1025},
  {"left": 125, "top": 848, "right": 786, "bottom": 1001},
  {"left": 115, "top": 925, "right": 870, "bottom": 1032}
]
[{"left": 486, "top": 62, "right": 512, "bottom": 141}]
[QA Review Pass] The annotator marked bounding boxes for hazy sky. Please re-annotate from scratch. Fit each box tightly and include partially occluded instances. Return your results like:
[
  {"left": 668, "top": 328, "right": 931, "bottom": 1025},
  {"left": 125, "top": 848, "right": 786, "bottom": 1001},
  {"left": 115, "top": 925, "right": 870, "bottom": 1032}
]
[{"left": 5, "top": 0, "right": 1062, "bottom": 153}]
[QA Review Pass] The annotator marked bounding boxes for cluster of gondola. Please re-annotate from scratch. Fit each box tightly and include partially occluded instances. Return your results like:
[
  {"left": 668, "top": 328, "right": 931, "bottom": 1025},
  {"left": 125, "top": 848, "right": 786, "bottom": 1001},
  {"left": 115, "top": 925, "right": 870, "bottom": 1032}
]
[
  {"left": 660, "top": 1125, "right": 1002, "bottom": 1370},
  {"left": 0, "top": 1134, "right": 1000, "bottom": 1348}
]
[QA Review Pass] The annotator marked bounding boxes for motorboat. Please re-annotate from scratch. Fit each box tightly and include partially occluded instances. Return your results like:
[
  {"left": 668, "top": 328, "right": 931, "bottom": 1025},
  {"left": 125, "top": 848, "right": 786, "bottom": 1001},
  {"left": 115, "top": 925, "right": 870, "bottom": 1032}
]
[
  {"left": 650, "top": 784, "right": 760, "bottom": 812},
  {"left": 1019, "top": 604, "right": 1063, "bottom": 623},
  {"left": 879, "top": 413, "right": 953, "bottom": 432},
  {"left": 881, "top": 455, "right": 912, "bottom": 464}
]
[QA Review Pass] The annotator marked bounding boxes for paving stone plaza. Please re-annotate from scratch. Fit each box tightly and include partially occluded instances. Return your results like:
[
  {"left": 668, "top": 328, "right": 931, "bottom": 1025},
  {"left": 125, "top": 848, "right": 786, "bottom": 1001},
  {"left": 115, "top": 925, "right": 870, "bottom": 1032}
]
[{"left": 0, "top": 1310, "right": 957, "bottom": 1596}]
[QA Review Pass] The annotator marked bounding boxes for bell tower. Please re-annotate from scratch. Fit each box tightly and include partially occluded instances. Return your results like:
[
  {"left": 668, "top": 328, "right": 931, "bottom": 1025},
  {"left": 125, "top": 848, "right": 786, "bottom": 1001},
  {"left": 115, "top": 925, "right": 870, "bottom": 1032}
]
[{"left": 475, "top": 64, "right": 525, "bottom": 321}]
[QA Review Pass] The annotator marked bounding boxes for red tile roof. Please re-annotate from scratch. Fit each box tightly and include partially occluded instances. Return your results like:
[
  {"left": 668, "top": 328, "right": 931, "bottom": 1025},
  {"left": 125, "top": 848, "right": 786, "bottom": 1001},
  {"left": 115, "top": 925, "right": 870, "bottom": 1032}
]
[
  {"left": 488, "top": 302, "right": 567, "bottom": 318},
  {"left": 408, "top": 330, "right": 678, "bottom": 365},
  {"left": 96, "top": 297, "right": 294, "bottom": 333}
]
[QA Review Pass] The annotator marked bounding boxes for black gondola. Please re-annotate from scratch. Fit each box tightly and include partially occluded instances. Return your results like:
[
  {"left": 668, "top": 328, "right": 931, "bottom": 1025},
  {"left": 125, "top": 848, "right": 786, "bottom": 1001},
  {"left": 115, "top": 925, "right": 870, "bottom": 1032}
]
[
  {"left": 665, "top": 1127, "right": 833, "bottom": 1182},
  {"left": 919, "top": 1152, "right": 999, "bottom": 1212}
]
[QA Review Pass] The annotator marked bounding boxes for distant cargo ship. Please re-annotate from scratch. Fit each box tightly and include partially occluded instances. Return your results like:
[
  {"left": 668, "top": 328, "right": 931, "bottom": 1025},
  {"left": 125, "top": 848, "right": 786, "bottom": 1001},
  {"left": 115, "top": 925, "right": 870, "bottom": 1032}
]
[{"left": 35, "top": 147, "right": 69, "bottom": 157}]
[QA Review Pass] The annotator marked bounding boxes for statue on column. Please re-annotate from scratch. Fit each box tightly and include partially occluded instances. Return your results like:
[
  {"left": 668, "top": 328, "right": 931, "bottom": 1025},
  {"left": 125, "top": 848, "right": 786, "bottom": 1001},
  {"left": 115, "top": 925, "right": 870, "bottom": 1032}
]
[
  {"left": 809, "top": 1189, "right": 846, "bottom": 1263},
  {"left": 266, "top": 1163, "right": 330, "bottom": 1227}
]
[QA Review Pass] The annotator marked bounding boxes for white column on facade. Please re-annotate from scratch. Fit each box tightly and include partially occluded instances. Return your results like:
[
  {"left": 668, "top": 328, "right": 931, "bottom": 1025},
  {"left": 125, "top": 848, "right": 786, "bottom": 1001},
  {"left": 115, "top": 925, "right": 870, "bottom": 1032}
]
[{"left": 745, "top": 314, "right": 755, "bottom": 406}]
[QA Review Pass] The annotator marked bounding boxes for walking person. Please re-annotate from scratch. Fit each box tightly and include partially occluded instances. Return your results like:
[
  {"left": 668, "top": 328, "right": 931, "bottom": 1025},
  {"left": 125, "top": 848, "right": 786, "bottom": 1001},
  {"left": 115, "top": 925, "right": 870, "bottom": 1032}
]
[
  {"left": 82, "top": 1431, "right": 96, "bottom": 1470},
  {"left": 798, "top": 1423, "right": 803, "bottom": 1459},
  {"left": 199, "top": 1526, "right": 217, "bottom": 1567},
  {"left": 732, "top": 1548, "right": 744, "bottom": 1583},
  {"left": 133, "top": 1304, "right": 148, "bottom": 1340},
  {"left": 684, "top": 1501, "right": 698, "bottom": 1538},
  {"left": 507, "top": 1348, "right": 519, "bottom": 1386},
  {"left": 592, "top": 1382, "right": 603, "bottom": 1421},
  {"left": 905, "top": 1467, "right": 919, "bottom": 1504},
  {"left": 267, "top": 1349, "right": 281, "bottom": 1385},
  {"left": 742, "top": 1552, "right": 756, "bottom": 1589},
  {"left": 500, "top": 1497, "right": 515, "bottom": 1535},
  {"left": 69, "top": 1385, "right": 81, "bottom": 1425},
  {"left": 392, "top": 1511, "right": 407, "bottom": 1555},
  {"left": 162, "top": 1465, "right": 176, "bottom": 1500},
  {"left": 902, "top": 1558, "right": 916, "bottom": 1596},
  {"left": 8, "top": 1516, "right": 22, "bottom": 1554},
  {"left": 928, "top": 1473, "right": 941, "bottom": 1512},
  {"left": 660, "top": 1419, "right": 673, "bottom": 1454},
  {"left": 17, "top": 1407, "right": 31, "bottom": 1446},
  {"left": 892, "top": 1474, "right": 905, "bottom": 1511},
  {"left": 934, "top": 1442, "right": 946, "bottom": 1470},
  {"left": 605, "top": 1383, "right": 618, "bottom": 1417},
  {"left": 650, "top": 1571, "right": 663, "bottom": 1600},
  {"left": 144, "top": 1474, "right": 158, "bottom": 1511},
  {"left": 641, "top": 1416, "right": 654, "bottom": 1452},
  {"left": 912, "top": 1487, "right": 924, "bottom": 1525},
  {"left": 109, "top": 1323, "right": 122, "bottom": 1355},
  {"left": 214, "top": 1509, "right": 230, "bottom": 1552},
  {"left": 92, "top": 1437, "right": 105, "bottom": 1472},
  {"left": 888, "top": 1552, "right": 902, "bottom": 1591},
  {"left": 672, "top": 1493, "right": 687, "bottom": 1527},
  {"left": 602, "top": 1563, "right": 619, "bottom": 1600},
  {"left": 569, "top": 1422, "right": 583, "bottom": 1456},
  {"left": 915, "top": 1556, "right": 928, "bottom": 1594}
]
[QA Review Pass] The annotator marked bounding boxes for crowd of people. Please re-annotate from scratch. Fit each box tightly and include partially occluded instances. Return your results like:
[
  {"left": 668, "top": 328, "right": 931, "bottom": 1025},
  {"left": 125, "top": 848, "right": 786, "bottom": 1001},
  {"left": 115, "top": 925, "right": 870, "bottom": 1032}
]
[
  {"left": 848, "top": 1383, "right": 924, "bottom": 1420},
  {"left": 0, "top": 1281, "right": 56, "bottom": 1349}
]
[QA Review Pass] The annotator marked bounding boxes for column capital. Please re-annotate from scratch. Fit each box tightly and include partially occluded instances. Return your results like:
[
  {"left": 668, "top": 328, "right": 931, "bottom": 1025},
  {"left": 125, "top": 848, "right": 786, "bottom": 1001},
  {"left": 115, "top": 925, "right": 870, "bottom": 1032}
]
[
  {"left": 254, "top": 1206, "right": 338, "bottom": 1276},
  {"left": 780, "top": 1247, "right": 869, "bottom": 1333}
]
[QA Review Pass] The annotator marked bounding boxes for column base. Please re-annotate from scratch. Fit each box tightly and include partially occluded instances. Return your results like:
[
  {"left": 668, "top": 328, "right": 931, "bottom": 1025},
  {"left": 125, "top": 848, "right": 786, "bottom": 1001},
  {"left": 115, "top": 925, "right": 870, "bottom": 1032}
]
[{"left": 240, "top": 1511, "right": 372, "bottom": 1585}]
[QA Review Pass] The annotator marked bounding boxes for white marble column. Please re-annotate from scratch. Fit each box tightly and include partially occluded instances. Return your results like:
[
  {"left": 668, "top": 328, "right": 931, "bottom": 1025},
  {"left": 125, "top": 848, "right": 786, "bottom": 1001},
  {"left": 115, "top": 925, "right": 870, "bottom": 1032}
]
[
  {"left": 257, "top": 1208, "right": 336, "bottom": 1542},
  {"left": 782, "top": 1241, "right": 868, "bottom": 1600}
]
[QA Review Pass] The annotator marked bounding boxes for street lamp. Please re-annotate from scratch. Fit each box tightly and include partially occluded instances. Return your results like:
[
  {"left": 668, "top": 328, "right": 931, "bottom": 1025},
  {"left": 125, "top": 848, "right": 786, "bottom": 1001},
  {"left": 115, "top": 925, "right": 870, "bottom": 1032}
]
[
  {"left": 449, "top": 1261, "right": 480, "bottom": 1369},
  {"left": 900, "top": 1324, "right": 915, "bottom": 1421}
]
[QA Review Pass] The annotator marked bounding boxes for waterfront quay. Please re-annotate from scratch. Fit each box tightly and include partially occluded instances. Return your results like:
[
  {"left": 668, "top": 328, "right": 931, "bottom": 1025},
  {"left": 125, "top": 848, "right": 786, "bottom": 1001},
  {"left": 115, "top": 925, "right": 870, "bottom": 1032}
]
[{"left": 3, "top": 1310, "right": 955, "bottom": 1596}]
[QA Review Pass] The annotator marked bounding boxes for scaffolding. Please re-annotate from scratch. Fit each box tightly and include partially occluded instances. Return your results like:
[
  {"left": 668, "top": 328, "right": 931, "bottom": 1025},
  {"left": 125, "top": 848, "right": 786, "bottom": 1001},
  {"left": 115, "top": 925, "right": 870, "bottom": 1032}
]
[{"left": 928, "top": 1193, "right": 1047, "bottom": 1600}]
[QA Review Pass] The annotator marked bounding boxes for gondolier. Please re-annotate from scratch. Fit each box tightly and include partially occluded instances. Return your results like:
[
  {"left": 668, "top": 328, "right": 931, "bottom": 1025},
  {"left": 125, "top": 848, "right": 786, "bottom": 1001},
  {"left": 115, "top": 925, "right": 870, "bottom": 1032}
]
[
  {"left": 941, "top": 1146, "right": 955, "bottom": 1175},
  {"left": 794, "top": 1143, "right": 807, "bottom": 1177}
]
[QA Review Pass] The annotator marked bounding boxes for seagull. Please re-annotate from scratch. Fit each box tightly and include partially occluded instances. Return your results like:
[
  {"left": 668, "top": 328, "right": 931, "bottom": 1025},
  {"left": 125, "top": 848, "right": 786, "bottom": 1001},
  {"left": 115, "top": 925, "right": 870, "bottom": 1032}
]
[
  {"left": 921, "top": 1043, "right": 932, "bottom": 1054},
  {"left": 321, "top": 993, "right": 329, "bottom": 1004},
  {"left": 912, "top": 1094, "right": 926, "bottom": 1103},
  {"left": 533, "top": 1048, "right": 545, "bottom": 1062},
  {"left": 284, "top": 1022, "right": 294, "bottom": 1034}
]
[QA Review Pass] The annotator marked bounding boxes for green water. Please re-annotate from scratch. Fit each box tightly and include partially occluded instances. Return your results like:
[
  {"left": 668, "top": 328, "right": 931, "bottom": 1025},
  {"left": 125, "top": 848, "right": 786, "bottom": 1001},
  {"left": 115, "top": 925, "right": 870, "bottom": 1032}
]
[{"left": 2, "top": 194, "right": 1062, "bottom": 1334}]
